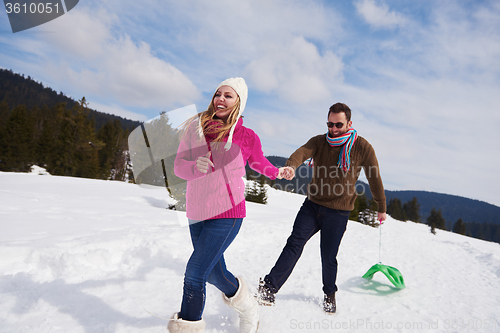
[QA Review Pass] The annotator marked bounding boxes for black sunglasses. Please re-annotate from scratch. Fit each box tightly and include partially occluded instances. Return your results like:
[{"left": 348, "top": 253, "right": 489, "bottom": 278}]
[{"left": 327, "top": 122, "right": 344, "bottom": 129}]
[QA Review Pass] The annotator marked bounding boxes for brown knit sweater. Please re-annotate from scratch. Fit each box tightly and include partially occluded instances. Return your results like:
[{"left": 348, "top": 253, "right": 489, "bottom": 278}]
[{"left": 286, "top": 134, "right": 386, "bottom": 213}]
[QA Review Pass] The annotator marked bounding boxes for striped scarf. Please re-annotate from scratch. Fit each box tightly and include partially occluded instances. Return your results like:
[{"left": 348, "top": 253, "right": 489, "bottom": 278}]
[{"left": 326, "top": 128, "right": 358, "bottom": 171}]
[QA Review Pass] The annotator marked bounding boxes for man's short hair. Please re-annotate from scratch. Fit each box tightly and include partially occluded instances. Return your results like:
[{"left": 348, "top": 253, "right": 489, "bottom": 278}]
[{"left": 328, "top": 103, "right": 352, "bottom": 122}]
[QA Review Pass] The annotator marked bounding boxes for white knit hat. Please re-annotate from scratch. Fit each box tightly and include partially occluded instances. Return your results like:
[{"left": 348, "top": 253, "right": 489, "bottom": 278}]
[
  {"left": 210, "top": 77, "right": 248, "bottom": 150},
  {"left": 215, "top": 77, "right": 248, "bottom": 115}
]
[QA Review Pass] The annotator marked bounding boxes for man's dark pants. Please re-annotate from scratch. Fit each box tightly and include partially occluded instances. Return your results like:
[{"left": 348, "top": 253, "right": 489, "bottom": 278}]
[{"left": 264, "top": 198, "right": 349, "bottom": 295}]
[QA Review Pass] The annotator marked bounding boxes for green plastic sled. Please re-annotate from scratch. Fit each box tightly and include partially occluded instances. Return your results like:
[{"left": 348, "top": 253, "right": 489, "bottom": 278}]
[{"left": 362, "top": 263, "right": 406, "bottom": 289}]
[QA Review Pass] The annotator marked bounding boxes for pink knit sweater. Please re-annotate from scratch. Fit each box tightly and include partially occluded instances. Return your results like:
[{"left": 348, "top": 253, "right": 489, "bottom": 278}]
[{"left": 174, "top": 118, "right": 279, "bottom": 220}]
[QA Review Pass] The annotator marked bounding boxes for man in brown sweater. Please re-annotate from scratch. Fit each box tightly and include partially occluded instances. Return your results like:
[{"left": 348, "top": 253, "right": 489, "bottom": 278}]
[{"left": 257, "top": 102, "right": 387, "bottom": 314}]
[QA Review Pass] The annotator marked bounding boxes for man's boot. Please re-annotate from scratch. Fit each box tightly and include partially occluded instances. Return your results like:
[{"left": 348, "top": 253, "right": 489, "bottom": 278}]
[
  {"left": 323, "top": 293, "right": 336, "bottom": 314},
  {"left": 255, "top": 278, "right": 275, "bottom": 306}
]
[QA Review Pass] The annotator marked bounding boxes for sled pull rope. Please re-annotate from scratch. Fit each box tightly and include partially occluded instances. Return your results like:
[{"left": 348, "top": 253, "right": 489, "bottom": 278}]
[
  {"left": 378, "top": 219, "right": 382, "bottom": 264},
  {"left": 144, "top": 308, "right": 172, "bottom": 321}
]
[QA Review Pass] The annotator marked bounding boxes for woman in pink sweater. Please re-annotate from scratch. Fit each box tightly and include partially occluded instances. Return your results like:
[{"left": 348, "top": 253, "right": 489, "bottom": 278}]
[{"left": 169, "top": 77, "right": 289, "bottom": 333}]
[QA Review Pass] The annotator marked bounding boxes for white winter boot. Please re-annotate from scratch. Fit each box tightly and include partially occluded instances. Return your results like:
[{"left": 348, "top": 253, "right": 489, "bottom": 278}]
[
  {"left": 222, "top": 277, "right": 259, "bottom": 333},
  {"left": 167, "top": 312, "right": 206, "bottom": 333}
]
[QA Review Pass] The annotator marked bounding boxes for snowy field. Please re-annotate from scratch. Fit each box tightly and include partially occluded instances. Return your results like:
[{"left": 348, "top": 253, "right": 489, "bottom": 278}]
[{"left": 1, "top": 170, "right": 500, "bottom": 333}]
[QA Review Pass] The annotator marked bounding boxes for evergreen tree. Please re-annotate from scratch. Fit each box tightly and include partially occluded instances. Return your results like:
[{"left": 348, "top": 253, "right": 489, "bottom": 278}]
[
  {"left": 3, "top": 104, "right": 34, "bottom": 172},
  {"left": 363, "top": 198, "right": 379, "bottom": 227},
  {"left": 354, "top": 195, "right": 378, "bottom": 227},
  {"left": 452, "top": 218, "right": 466, "bottom": 235},
  {"left": 112, "top": 128, "right": 130, "bottom": 181},
  {"left": 349, "top": 195, "right": 361, "bottom": 221},
  {"left": 0, "top": 125, "right": 5, "bottom": 170},
  {"left": 403, "top": 197, "right": 420, "bottom": 222},
  {"left": 245, "top": 174, "right": 268, "bottom": 204},
  {"left": 71, "top": 98, "right": 104, "bottom": 178},
  {"left": 97, "top": 119, "right": 123, "bottom": 179},
  {"left": 0, "top": 100, "right": 9, "bottom": 123},
  {"left": 246, "top": 168, "right": 257, "bottom": 182},
  {"left": 427, "top": 208, "right": 446, "bottom": 234},
  {"left": 387, "top": 198, "right": 407, "bottom": 221},
  {"left": 479, "top": 223, "right": 490, "bottom": 241},
  {"left": 0, "top": 101, "right": 9, "bottom": 170},
  {"left": 493, "top": 225, "right": 500, "bottom": 244},
  {"left": 50, "top": 106, "right": 77, "bottom": 176},
  {"left": 357, "top": 194, "right": 368, "bottom": 213},
  {"left": 350, "top": 194, "right": 368, "bottom": 221},
  {"left": 34, "top": 105, "right": 56, "bottom": 168}
]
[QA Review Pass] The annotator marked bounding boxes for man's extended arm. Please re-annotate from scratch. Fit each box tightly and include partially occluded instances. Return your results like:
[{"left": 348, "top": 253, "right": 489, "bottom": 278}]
[{"left": 361, "top": 142, "right": 387, "bottom": 219}]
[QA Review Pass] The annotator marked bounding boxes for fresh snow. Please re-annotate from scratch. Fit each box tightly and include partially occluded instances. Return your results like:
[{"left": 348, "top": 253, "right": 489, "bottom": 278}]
[{"left": 1, "top": 171, "right": 500, "bottom": 333}]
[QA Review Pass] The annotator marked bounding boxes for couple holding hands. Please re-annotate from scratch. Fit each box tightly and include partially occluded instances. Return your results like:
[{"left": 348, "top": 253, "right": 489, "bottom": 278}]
[{"left": 168, "top": 77, "right": 386, "bottom": 333}]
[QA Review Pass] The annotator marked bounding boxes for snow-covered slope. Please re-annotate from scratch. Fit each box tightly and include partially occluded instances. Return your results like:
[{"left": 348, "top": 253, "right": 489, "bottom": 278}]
[{"left": 1, "top": 171, "right": 499, "bottom": 332}]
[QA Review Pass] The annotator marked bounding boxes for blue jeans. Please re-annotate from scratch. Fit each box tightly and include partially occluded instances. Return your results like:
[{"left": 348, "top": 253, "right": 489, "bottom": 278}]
[
  {"left": 179, "top": 218, "right": 243, "bottom": 321},
  {"left": 265, "top": 198, "right": 349, "bottom": 295}
]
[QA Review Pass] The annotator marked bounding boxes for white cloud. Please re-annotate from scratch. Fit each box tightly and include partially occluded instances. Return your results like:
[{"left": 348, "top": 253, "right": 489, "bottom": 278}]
[
  {"left": 3, "top": 0, "right": 344, "bottom": 114},
  {"left": 423, "top": 3, "right": 500, "bottom": 80},
  {"left": 43, "top": 7, "right": 114, "bottom": 59},
  {"left": 244, "top": 36, "right": 343, "bottom": 105},
  {"left": 171, "top": 0, "right": 340, "bottom": 55},
  {"left": 117, "top": 0, "right": 344, "bottom": 97},
  {"left": 34, "top": 7, "right": 200, "bottom": 110},
  {"left": 355, "top": 0, "right": 408, "bottom": 29}
]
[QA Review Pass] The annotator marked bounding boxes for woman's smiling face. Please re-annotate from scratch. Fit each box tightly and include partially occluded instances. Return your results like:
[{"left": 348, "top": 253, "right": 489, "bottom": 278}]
[{"left": 213, "top": 86, "right": 238, "bottom": 121}]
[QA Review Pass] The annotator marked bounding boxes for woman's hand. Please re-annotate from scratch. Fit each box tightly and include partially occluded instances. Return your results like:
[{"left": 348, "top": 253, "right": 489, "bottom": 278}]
[
  {"left": 277, "top": 167, "right": 295, "bottom": 180},
  {"left": 196, "top": 152, "right": 214, "bottom": 173}
]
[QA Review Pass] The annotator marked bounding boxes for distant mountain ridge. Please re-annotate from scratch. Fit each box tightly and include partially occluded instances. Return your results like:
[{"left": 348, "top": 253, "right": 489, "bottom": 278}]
[
  {"left": 264, "top": 156, "right": 500, "bottom": 226},
  {"left": 0, "top": 69, "right": 141, "bottom": 132},
  {"left": 382, "top": 190, "right": 500, "bottom": 227}
]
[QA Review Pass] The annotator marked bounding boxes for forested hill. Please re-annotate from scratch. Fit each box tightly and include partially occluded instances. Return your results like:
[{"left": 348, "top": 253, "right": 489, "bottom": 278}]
[
  {"left": 264, "top": 156, "right": 500, "bottom": 227},
  {"left": 383, "top": 190, "right": 500, "bottom": 228},
  {"left": 0, "top": 69, "right": 143, "bottom": 180},
  {"left": 0, "top": 69, "right": 140, "bottom": 132}
]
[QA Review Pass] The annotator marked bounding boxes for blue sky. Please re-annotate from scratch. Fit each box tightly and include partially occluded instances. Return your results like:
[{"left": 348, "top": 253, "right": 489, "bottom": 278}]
[{"left": 1, "top": 0, "right": 500, "bottom": 207}]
